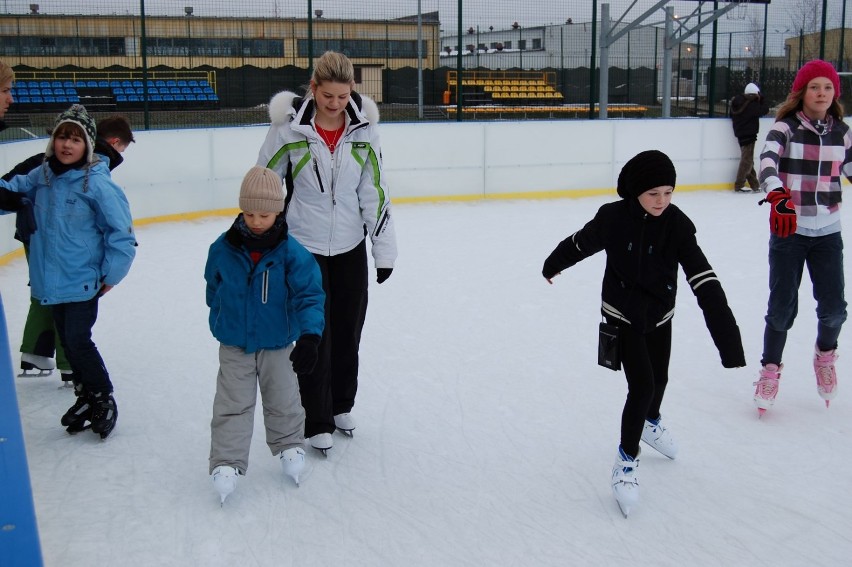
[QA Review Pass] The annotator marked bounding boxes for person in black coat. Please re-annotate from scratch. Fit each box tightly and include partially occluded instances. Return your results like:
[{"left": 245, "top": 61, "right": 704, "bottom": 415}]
[
  {"left": 730, "top": 83, "right": 770, "bottom": 193},
  {"left": 542, "top": 150, "right": 745, "bottom": 516}
]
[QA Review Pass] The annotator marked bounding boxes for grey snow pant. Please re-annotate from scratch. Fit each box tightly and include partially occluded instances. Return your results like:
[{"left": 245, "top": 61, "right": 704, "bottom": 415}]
[{"left": 209, "top": 344, "right": 305, "bottom": 475}]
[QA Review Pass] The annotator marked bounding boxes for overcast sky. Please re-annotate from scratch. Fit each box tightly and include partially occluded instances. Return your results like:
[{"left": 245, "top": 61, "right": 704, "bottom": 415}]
[{"left": 7, "top": 0, "right": 849, "bottom": 57}]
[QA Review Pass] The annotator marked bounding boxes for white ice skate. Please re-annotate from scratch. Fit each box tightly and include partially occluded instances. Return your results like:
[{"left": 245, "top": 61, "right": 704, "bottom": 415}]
[
  {"left": 18, "top": 353, "right": 56, "bottom": 377},
  {"left": 310, "top": 432, "right": 333, "bottom": 456},
  {"left": 279, "top": 447, "right": 306, "bottom": 487},
  {"left": 333, "top": 413, "right": 356, "bottom": 437},
  {"left": 212, "top": 465, "right": 239, "bottom": 505},
  {"left": 641, "top": 417, "right": 678, "bottom": 459},
  {"left": 611, "top": 446, "right": 640, "bottom": 518}
]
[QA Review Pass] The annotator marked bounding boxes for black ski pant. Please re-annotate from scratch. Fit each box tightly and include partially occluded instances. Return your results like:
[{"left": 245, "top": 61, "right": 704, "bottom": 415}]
[
  {"left": 300, "top": 240, "right": 368, "bottom": 438},
  {"left": 618, "top": 321, "right": 672, "bottom": 459}
]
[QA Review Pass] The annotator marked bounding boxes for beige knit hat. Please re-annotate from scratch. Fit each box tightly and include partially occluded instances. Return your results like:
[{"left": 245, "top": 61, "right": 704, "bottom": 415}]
[{"left": 239, "top": 166, "right": 285, "bottom": 213}]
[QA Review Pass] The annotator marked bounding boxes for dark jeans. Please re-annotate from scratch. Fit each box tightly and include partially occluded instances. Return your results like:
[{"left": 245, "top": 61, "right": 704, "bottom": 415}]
[
  {"left": 735, "top": 141, "right": 759, "bottom": 191},
  {"left": 618, "top": 321, "right": 672, "bottom": 459},
  {"left": 299, "top": 240, "right": 368, "bottom": 437},
  {"left": 762, "top": 232, "right": 847, "bottom": 365},
  {"left": 51, "top": 295, "right": 112, "bottom": 394}
]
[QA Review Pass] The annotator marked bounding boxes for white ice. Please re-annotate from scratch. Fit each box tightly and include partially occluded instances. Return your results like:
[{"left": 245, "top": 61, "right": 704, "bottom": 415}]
[{"left": 3, "top": 191, "right": 851, "bottom": 566}]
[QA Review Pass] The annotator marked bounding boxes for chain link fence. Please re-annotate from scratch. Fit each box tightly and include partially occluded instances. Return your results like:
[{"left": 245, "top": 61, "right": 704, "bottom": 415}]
[{"left": 0, "top": 1, "right": 849, "bottom": 138}]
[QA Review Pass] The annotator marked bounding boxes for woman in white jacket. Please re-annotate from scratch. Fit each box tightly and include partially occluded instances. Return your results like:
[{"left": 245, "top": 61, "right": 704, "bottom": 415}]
[{"left": 257, "top": 51, "right": 397, "bottom": 453}]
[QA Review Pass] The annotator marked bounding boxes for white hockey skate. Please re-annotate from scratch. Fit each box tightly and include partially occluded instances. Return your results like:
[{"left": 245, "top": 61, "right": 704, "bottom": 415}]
[
  {"left": 310, "top": 432, "right": 333, "bottom": 456},
  {"left": 333, "top": 413, "right": 356, "bottom": 437},
  {"left": 212, "top": 465, "right": 239, "bottom": 506},
  {"left": 279, "top": 447, "right": 306, "bottom": 487},
  {"left": 641, "top": 416, "right": 678, "bottom": 459},
  {"left": 612, "top": 446, "right": 640, "bottom": 518},
  {"left": 18, "top": 353, "right": 56, "bottom": 377}
]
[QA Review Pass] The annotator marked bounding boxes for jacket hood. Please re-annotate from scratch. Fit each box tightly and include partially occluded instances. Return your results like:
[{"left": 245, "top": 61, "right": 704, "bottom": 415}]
[{"left": 268, "top": 90, "right": 379, "bottom": 126}]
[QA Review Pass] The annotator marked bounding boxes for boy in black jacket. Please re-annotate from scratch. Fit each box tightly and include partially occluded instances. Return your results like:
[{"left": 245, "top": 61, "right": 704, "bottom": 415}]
[{"left": 542, "top": 150, "right": 745, "bottom": 517}]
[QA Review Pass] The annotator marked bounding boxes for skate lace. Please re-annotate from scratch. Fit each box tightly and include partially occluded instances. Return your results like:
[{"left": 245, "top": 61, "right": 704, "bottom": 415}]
[
  {"left": 816, "top": 365, "right": 836, "bottom": 388},
  {"left": 753, "top": 377, "right": 778, "bottom": 399}
]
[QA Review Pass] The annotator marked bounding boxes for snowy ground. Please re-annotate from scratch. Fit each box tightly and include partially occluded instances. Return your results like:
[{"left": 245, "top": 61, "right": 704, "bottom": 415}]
[{"left": 3, "top": 191, "right": 852, "bottom": 567}]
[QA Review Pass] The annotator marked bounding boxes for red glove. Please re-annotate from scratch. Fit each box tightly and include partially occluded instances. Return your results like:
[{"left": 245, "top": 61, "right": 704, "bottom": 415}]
[{"left": 764, "top": 188, "right": 797, "bottom": 237}]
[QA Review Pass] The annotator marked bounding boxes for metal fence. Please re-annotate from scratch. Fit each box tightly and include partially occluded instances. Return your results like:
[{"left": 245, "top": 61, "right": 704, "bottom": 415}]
[{"left": 0, "top": 0, "right": 850, "bottom": 137}]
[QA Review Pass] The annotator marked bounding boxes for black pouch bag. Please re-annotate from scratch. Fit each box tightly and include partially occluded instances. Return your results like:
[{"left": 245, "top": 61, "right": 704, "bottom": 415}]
[{"left": 598, "top": 321, "right": 621, "bottom": 371}]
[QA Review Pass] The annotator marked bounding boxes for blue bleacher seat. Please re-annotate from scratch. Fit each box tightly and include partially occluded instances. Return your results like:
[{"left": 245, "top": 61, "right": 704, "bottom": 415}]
[
  {"left": 18, "top": 96, "right": 31, "bottom": 104},
  {"left": 110, "top": 80, "right": 121, "bottom": 88},
  {"left": 175, "top": 95, "right": 186, "bottom": 102},
  {"left": 197, "top": 94, "right": 208, "bottom": 101},
  {"left": 97, "top": 80, "right": 108, "bottom": 88},
  {"left": 68, "top": 95, "right": 79, "bottom": 103},
  {"left": 191, "top": 87, "right": 203, "bottom": 94},
  {"left": 185, "top": 94, "right": 197, "bottom": 102},
  {"left": 177, "top": 80, "right": 187, "bottom": 87},
  {"left": 188, "top": 80, "right": 199, "bottom": 87},
  {"left": 116, "top": 95, "right": 128, "bottom": 103},
  {"left": 155, "top": 80, "right": 166, "bottom": 88},
  {"left": 202, "top": 86, "right": 214, "bottom": 94},
  {"left": 63, "top": 80, "right": 75, "bottom": 88},
  {"left": 44, "top": 96, "right": 56, "bottom": 103},
  {"left": 65, "top": 88, "right": 77, "bottom": 96},
  {"left": 86, "top": 80, "right": 98, "bottom": 87},
  {"left": 166, "top": 80, "right": 177, "bottom": 87},
  {"left": 31, "top": 96, "right": 43, "bottom": 104},
  {"left": 39, "top": 81, "right": 50, "bottom": 88},
  {"left": 151, "top": 94, "right": 163, "bottom": 102},
  {"left": 128, "top": 95, "right": 141, "bottom": 102},
  {"left": 132, "top": 80, "right": 143, "bottom": 88},
  {"left": 29, "top": 88, "right": 41, "bottom": 96},
  {"left": 113, "top": 87, "right": 124, "bottom": 95},
  {"left": 53, "top": 88, "right": 65, "bottom": 95},
  {"left": 199, "top": 79, "right": 210, "bottom": 87},
  {"left": 55, "top": 96, "right": 69, "bottom": 104},
  {"left": 169, "top": 87, "right": 180, "bottom": 94},
  {"left": 181, "top": 87, "right": 191, "bottom": 94},
  {"left": 14, "top": 88, "right": 28, "bottom": 96},
  {"left": 163, "top": 94, "right": 175, "bottom": 102}
]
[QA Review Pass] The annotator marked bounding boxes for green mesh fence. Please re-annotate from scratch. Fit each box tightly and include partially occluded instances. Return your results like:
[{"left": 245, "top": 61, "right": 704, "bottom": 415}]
[{"left": 0, "top": 0, "right": 850, "bottom": 138}]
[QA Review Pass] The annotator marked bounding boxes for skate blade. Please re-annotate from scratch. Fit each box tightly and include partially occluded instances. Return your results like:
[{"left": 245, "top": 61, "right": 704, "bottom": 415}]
[
  {"left": 65, "top": 424, "right": 91, "bottom": 435},
  {"left": 336, "top": 427, "right": 354, "bottom": 437},
  {"left": 825, "top": 400, "right": 831, "bottom": 408},
  {"left": 757, "top": 407, "right": 767, "bottom": 418},
  {"left": 313, "top": 447, "right": 330, "bottom": 457},
  {"left": 616, "top": 500, "right": 631, "bottom": 518},
  {"left": 18, "top": 369, "right": 52, "bottom": 378}
]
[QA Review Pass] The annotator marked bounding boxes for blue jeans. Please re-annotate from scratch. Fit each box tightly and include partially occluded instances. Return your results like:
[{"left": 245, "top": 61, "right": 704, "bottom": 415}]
[
  {"left": 51, "top": 296, "right": 113, "bottom": 394},
  {"left": 762, "top": 232, "right": 847, "bottom": 365}
]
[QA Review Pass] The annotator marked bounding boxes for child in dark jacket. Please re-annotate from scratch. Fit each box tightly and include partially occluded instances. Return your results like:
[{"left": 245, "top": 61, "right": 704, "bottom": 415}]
[
  {"left": 730, "top": 82, "right": 770, "bottom": 193},
  {"left": 205, "top": 166, "right": 325, "bottom": 504},
  {"left": 542, "top": 150, "right": 745, "bottom": 517}
]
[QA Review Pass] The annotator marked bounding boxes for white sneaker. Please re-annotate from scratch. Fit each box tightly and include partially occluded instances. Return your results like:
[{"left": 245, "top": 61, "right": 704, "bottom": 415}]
[
  {"left": 279, "top": 447, "right": 306, "bottom": 486},
  {"left": 334, "top": 413, "right": 356, "bottom": 435},
  {"left": 310, "top": 432, "right": 333, "bottom": 455},
  {"left": 641, "top": 417, "right": 678, "bottom": 459},
  {"left": 611, "top": 446, "right": 640, "bottom": 517},
  {"left": 211, "top": 465, "right": 239, "bottom": 505}
]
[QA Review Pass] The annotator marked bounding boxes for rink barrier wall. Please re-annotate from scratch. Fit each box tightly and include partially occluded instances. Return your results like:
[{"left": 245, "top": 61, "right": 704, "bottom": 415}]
[
  {"left": 0, "top": 294, "right": 44, "bottom": 567},
  {"left": 0, "top": 117, "right": 780, "bottom": 263}
]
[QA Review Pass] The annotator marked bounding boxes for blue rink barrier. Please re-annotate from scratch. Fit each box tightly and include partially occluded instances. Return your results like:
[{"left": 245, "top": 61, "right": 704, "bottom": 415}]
[{"left": 0, "top": 293, "right": 43, "bottom": 567}]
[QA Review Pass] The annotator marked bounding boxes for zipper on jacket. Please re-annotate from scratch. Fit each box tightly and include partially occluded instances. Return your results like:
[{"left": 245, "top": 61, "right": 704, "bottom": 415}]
[{"left": 312, "top": 159, "right": 325, "bottom": 193}]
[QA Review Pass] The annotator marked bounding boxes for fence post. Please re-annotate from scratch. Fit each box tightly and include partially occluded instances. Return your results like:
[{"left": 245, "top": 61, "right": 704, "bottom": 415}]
[{"left": 0, "top": 293, "right": 43, "bottom": 567}]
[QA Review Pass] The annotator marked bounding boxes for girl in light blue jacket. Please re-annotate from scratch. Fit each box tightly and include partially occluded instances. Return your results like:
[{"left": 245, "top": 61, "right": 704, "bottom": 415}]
[{"left": 0, "top": 105, "right": 136, "bottom": 439}]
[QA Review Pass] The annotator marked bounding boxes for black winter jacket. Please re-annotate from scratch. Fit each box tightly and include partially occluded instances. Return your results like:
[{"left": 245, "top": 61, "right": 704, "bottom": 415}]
[
  {"left": 730, "top": 93, "right": 770, "bottom": 146},
  {"left": 543, "top": 198, "right": 745, "bottom": 368}
]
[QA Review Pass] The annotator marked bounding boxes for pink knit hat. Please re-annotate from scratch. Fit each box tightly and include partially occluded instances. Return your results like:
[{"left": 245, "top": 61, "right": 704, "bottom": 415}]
[{"left": 791, "top": 59, "right": 841, "bottom": 99}]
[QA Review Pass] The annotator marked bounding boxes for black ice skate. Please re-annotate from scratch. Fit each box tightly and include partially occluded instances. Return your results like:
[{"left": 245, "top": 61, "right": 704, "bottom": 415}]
[
  {"left": 61, "top": 385, "right": 92, "bottom": 434},
  {"left": 89, "top": 392, "right": 118, "bottom": 440}
]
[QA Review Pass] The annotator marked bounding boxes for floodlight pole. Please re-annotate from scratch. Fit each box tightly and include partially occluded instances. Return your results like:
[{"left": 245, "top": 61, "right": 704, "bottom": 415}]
[
  {"left": 820, "top": 0, "right": 828, "bottom": 59},
  {"left": 417, "top": 0, "right": 423, "bottom": 119},
  {"left": 662, "top": 7, "right": 674, "bottom": 117}
]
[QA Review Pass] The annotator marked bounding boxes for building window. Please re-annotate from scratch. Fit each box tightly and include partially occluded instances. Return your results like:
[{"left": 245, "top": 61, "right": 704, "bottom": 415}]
[{"left": 532, "top": 38, "right": 541, "bottom": 50}]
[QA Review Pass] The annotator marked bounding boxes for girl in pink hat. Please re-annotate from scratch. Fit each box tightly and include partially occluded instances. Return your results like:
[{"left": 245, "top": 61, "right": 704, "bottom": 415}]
[{"left": 754, "top": 59, "right": 850, "bottom": 416}]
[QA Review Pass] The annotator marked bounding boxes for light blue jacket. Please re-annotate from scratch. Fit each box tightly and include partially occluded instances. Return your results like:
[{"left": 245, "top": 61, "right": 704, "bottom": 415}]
[
  {"left": 204, "top": 220, "right": 325, "bottom": 354},
  {"left": 0, "top": 160, "right": 137, "bottom": 304}
]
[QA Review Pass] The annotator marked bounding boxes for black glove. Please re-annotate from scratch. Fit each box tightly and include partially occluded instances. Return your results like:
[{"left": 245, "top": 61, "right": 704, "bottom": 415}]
[
  {"left": 376, "top": 268, "right": 393, "bottom": 284},
  {"left": 15, "top": 197, "right": 37, "bottom": 244},
  {"left": 0, "top": 187, "right": 27, "bottom": 212},
  {"left": 290, "top": 334, "right": 320, "bottom": 375}
]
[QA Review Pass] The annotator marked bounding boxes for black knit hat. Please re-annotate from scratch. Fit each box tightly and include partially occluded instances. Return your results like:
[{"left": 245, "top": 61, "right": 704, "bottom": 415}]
[{"left": 616, "top": 150, "right": 677, "bottom": 199}]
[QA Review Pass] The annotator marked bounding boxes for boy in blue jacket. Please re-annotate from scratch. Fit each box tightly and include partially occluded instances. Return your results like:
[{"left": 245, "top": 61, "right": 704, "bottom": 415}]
[
  {"left": 0, "top": 104, "right": 137, "bottom": 439},
  {"left": 205, "top": 166, "right": 325, "bottom": 504}
]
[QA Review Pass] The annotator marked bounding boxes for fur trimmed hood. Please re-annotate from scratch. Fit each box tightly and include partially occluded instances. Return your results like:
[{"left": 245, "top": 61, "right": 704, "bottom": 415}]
[{"left": 268, "top": 90, "right": 379, "bottom": 126}]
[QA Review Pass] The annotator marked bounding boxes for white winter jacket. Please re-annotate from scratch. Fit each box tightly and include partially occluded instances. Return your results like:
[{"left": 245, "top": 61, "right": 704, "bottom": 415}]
[{"left": 257, "top": 91, "right": 397, "bottom": 269}]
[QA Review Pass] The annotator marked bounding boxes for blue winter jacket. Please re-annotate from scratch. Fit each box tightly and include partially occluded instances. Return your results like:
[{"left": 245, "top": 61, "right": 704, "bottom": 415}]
[
  {"left": 204, "top": 219, "right": 325, "bottom": 354},
  {"left": 0, "top": 160, "right": 136, "bottom": 304}
]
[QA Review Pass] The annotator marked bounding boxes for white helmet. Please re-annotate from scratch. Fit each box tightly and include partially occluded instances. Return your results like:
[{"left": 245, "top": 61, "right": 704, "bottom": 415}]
[{"left": 744, "top": 83, "right": 760, "bottom": 95}]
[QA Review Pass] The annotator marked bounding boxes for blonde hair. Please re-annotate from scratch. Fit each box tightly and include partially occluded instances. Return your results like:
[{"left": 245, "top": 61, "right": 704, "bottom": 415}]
[
  {"left": 0, "top": 59, "right": 14, "bottom": 86},
  {"left": 776, "top": 87, "right": 845, "bottom": 122},
  {"left": 311, "top": 51, "right": 355, "bottom": 87}
]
